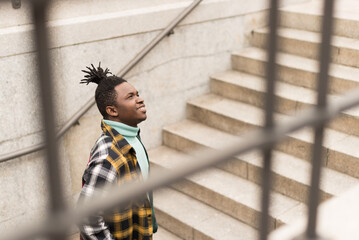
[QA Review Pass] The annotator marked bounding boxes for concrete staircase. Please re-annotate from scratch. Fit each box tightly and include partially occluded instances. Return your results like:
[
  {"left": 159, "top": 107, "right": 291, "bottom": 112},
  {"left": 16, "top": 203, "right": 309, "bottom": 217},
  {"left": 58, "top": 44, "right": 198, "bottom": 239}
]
[{"left": 149, "top": 1, "right": 359, "bottom": 239}]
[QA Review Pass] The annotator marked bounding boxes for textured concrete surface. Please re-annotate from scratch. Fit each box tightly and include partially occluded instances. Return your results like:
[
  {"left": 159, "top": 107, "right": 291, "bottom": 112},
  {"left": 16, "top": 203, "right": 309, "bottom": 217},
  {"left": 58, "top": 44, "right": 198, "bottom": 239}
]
[
  {"left": 210, "top": 70, "right": 359, "bottom": 137},
  {"left": 150, "top": 146, "right": 301, "bottom": 230},
  {"left": 187, "top": 94, "right": 359, "bottom": 195},
  {"left": 252, "top": 27, "right": 359, "bottom": 68},
  {"left": 155, "top": 187, "right": 258, "bottom": 240},
  {"left": 280, "top": 0, "right": 359, "bottom": 39},
  {"left": 155, "top": 226, "right": 183, "bottom": 240},
  {"left": 161, "top": 116, "right": 359, "bottom": 199},
  {"left": 185, "top": 92, "right": 359, "bottom": 179},
  {"left": 269, "top": 184, "right": 359, "bottom": 240},
  {"left": 0, "top": 140, "right": 73, "bottom": 233},
  {"left": 231, "top": 47, "right": 359, "bottom": 94}
]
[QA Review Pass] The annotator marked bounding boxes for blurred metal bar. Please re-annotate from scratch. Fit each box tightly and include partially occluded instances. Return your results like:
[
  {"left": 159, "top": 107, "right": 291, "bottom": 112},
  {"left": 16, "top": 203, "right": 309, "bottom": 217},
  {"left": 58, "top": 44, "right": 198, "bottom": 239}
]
[
  {"left": 0, "top": 0, "right": 203, "bottom": 164},
  {"left": 306, "top": 0, "right": 336, "bottom": 239},
  {"left": 6, "top": 84, "right": 359, "bottom": 240},
  {"left": 260, "top": 0, "right": 279, "bottom": 239},
  {"left": 11, "top": 0, "right": 21, "bottom": 9},
  {"left": 30, "top": 0, "right": 65, "bottom": 239}
]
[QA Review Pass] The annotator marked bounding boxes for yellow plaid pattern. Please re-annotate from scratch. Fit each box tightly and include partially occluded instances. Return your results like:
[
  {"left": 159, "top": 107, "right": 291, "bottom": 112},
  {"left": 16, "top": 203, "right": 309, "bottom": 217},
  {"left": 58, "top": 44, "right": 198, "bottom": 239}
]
[{"left": 102, "top": 121, "right": 153, "bottom": 240}]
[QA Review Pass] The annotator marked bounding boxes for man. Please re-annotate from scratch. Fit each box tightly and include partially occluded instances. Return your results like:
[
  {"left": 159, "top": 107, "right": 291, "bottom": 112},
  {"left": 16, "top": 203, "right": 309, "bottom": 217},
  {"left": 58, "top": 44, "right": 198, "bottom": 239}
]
[{"left": 78, "top": 63, "right": 157, "bottom": 240}]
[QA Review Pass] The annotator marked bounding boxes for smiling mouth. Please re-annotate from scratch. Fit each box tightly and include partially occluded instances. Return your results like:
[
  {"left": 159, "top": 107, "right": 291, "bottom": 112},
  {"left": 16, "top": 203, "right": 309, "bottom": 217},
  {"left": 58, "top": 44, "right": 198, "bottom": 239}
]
[{"left": 137, "top": 106, "right": 146, "bottom": 112}]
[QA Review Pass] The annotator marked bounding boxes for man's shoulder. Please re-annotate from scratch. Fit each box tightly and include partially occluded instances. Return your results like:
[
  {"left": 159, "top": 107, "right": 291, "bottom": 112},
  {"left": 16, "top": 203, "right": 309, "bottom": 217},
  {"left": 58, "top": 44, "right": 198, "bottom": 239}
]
[
  {"left": 89, "top": 134, "right": 113, "bottom": 163},
  {"left": 94, "top": 133, "right": 113, "bottom": 145}
]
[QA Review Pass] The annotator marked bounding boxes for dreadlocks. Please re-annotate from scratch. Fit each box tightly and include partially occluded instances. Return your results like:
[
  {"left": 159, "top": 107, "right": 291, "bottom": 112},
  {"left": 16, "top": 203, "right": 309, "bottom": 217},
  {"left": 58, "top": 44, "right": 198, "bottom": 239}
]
[{"left": 80, "top": 62, "right": 127, "bottom": 118}]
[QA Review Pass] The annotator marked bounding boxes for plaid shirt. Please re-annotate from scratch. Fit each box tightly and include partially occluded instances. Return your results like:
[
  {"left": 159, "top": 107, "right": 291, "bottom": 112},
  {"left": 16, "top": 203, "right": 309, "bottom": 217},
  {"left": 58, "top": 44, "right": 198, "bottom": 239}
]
[{"left": 78, "top": 121, "right": 155, "bottom": 240}]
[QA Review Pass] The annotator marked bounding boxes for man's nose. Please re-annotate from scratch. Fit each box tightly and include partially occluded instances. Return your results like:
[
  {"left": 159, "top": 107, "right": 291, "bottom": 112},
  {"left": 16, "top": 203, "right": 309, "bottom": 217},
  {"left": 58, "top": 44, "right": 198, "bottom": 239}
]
[{"left": 136, "top": 96, "right": 144, "bottom": 103}]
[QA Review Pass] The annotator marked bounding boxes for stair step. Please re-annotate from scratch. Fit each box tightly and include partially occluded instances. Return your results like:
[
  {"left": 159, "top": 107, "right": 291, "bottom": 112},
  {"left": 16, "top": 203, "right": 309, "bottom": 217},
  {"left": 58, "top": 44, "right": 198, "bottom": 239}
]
[
  {"left": 210, "top": 70, "right": 359, "bottom": 137},
  {"left": 162, "top": 119, "right": 359, "bottom": 202},
  {"left": 156, "top": 226, "right": 183, "bottom": 240},
  {"left": 251, "top": 27, "right": 359, "bottom": 68},
  {"left": 274, "top": 203, "right": 307, "bottom": 228},
  {"left": 279, "top": 0, "right": 359, "bottom": 39},
  {"left": 231, "top": 47, "right": 359, "bottom": 95},
  {"left": 149, "top": 146, "right": 301, "bottom": 230},
  {"left": 184, "top": 94, "right": 359, "bottom": 179},
  {"left": 210, "top": 70, "right": 314, "bottom": 113},
  {"left": 154, "top": 187, "right": 258, "bottom": 240}
]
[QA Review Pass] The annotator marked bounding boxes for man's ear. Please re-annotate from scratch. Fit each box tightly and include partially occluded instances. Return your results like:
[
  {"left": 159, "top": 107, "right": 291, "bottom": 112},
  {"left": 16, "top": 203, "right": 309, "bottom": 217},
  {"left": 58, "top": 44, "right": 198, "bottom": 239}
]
[{"left": 105, "top": 106, "right": 118, "bottom": 117}]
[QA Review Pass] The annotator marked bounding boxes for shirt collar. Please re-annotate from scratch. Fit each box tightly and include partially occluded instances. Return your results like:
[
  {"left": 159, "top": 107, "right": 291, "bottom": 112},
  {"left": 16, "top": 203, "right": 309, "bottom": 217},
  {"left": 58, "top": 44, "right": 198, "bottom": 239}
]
[
  {"left": 101, "top": 120, "right": 133, "bottom": 156},
  {"left": 103, "top": 119, "right": 139, "bottom": 137}
]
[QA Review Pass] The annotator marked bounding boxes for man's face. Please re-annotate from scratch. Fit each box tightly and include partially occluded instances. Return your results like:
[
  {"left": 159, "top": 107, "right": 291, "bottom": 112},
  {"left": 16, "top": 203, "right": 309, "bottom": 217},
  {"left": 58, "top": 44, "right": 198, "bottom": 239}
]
[{"left": 111, "top": 82, "right": 147, "bottom": 127}]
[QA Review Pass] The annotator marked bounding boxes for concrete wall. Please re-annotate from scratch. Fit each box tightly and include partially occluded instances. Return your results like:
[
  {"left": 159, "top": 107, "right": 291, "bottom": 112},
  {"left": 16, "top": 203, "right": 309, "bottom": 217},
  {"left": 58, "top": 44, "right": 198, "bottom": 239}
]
[{"left": 0, "top": 0, "right": 308, "bottom": 235}]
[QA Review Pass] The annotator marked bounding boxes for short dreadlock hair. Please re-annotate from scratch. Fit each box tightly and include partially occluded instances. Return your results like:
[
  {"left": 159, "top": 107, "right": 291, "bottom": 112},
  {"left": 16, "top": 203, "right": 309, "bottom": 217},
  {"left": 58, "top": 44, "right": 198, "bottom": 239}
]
[{"left": 80, "top": 63, "right": 127, "bottom": 118}]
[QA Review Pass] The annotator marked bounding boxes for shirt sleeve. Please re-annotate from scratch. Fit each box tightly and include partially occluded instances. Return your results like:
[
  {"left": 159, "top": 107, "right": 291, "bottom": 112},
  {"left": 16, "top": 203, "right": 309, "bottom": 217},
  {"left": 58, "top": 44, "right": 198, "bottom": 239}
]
[{"left": 78, "top": 156, "right": 117, "bottom": 240}]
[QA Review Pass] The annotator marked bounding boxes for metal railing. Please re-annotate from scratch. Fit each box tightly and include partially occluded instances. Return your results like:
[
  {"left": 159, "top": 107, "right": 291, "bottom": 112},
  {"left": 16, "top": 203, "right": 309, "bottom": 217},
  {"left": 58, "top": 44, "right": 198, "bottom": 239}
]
[
  {"left": 306, "top": 0, "right": 335, "bottom": 238},
  {"left": 2, "top": 0, "right": 350, "bottom": 240},
  {"left": 0, "top": 0, "right": 203, "bottom": 163},
  {"left": 260, "top": 0, "right": 279, "bottom": 238},
  {"left": 11, "top": 0, "right": 21, "bottom": 9}
]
